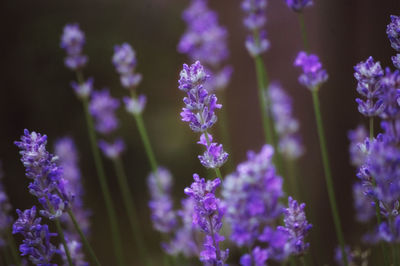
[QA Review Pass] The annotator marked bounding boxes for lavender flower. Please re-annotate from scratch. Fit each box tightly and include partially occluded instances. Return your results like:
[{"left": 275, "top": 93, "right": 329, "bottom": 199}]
[
  {"left": 241, "top": 0, "right": 270, "bottom": 56},
  {"left": 178, "top": 0, "right": 232, "bottom": 92},
  {"left": 13, "top": 206, "right": 59, "bottom": 265},
  {"left": 112, "top": 43, "right": 142, "bottom": 89},
  {"left": 15, "top": 129, "right": 70, "bottom": 219},
  {"left": 163, "top": 197, "right": 199, "bottom": 257},
  {"left": 240, "top": 246, "right": 268, "bottom": 266},
  {"left": 70, "top": 77, "right": 93, "bottom": 100},
  {"left": 353, "top": 56, "right": 384, "bottom": 117},
  {"left": 98, "top": 138, "right": 125, "bottom": 159},
  {"left": 89, "top": 89, "right": 120, "bottom": 134},
  {"left": 222, "top": 145, "right": 284, "bottom": 247},
  {"left": 258, "top": 226, "right": 292, "bottom": 261},
  {"left": 352, "top": 182, "right": 375, "bottom": 223},
  {"left": 147, "top": 167, "right": 177, "bottom": 233},
  {"left": 379, "top": 215, "right": 400, "bottom": 243},
  {"left": 60, "top": 24, "right": 88, "bottom": 70},
  {"left": 285, "top": 0, "right": 313, "bottom": 12},
  {"left": 54, "top": 137, "right": 91, "bottom": 236},
  {"left": 387, "top": 15, "right": 400, "bottom": 52},
  {"left": 347, "top": 125, "right": 368, "bottom": 167},
  {"left": 0, "top": 161, "right": 12, "bottom": 247},
  {"left": 123, "top": 95, "right": 146, "bottom": 115},
  {"left": 294, "top": 51, "right": 328, "bottom": 90},
  {"left": 197, "top": 133, "right": 228, "bottom": 169},
  {"left": 184, "top": 174, "right": 229, "bottom": 265},
  {"left": 268, "top": 83, "right": 304, "bottom": 160},
  {"left": 179, "top": 61, "right": 221, "bottom": 132},
  {"left": 280, "top": 197, "right": 312, "bottom": 256},
  {"left": 377, "top": 68, "right": 400, "bottom": 120}
]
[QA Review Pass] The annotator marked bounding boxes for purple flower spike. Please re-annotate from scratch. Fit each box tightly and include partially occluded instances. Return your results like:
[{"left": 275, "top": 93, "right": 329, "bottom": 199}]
[
  {"left": 55, "top": 137, "right": 91, "bottom": 236},
  {"left": 387, "top": 15, "right": 400, "bottom": 52},
  {"left": 0, "top": 162, "right": 12, "bottom": 247},
  {"left": 184, "top": 174, "right": 229, "bottom": 265},
  {"left": 70, "top": 77, "right": 93, "bottom": 99},
  {"left": 179, "top": 61, "right": 222, "bottom": 132},
  {"left": 198, "top": 133, "right": 228, "bottom": 169},
  {"left": 294, "top": 51, "right": 328, "bottom": 90},
  {"left": 147, "top": 167, "right": 177, "bottom": 233},
  {"left": 353, "top": 56, "right": 384, "bottom": 117},
  {"left": 123, "top": 95, "right": 147, "bottom": 115},
  {"left": 285, "top": 0, "right": 313, "bottom": 12},
  {"left": 15, "top": 129, "right": 71, "bottom": 219},
  {"left": 113, "top": 43, "right": 142, "bottom": 89},
  {"left": 352, "top": 182, "right": 375, "bottom": 223},
  {"left": 241, "top": 0, "right": 270, "bottom": 56},
  {"left": 222, "top": 145, "right": 284, "bottom": 247},
  {"left": 13, "top": 206, "right": 59, "bottom": 265},
  {"left": 280, "top": 196, "right": 312, "bottom": 256},
  {"left": 98, "top": 138, "right": 125, "bottom": 159},
  {"left": 269, "top": 83, "right": 304, "bottom": 160},
  {"left": 60, "top": 24, "right": 88, "bottom": 70},
  {"left": 89, "top": 89, "right": 120, "bottom": 134},
  {"left": 347, "top": 125, "right": 368, "bottom": 167},
  {"left": 240, "top": 246, "right": 268, "bottom": 266},
  {"left": 60, "top": 239, "right": 88, "bottom": 266},
  {"left": 378, "top": 68, "right": 400, "bottom": 120},
  {"left": 258, "top": 226, "right": 292, "bottom": 261}
]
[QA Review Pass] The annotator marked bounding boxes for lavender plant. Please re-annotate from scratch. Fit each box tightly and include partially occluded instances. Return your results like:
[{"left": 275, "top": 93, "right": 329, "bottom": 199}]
[{"left": 61, "top": 24, "right": 124, "bottom": 266}]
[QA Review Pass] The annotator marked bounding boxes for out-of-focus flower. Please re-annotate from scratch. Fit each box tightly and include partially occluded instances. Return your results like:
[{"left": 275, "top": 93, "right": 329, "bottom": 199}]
[
  {"left": 60, "top": 24, "right": 88, "bottom": 70},
  {"left": 89, "top": 89, "right": 120, "bottom": 134},
  {"left": 294, "top": 51, "right": 328, "bottom": 90}
]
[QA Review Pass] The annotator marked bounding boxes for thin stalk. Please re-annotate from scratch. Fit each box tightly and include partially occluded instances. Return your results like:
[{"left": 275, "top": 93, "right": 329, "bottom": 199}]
[
  {"left": 54, "top": 218, "right": 73, "bottom": 266},
  {"left": 204, "top": 131, "right": 223, "bottom": 179},
  {"left": 2, "top": 244, "right": 13, "bottom": 266},
  {"left": 369, "top": 117, "right": 390, "bottom": 266},
  {"left": 286, "top": 159, "right": 300, "bottom": 199},
  {"left": 289, "top": 257, "right": 297, "bottom": 266},
  {"left": 311, "top": 90, "right": 348, "bottom": 266},
  {"left": 298, "top": 14, "right": 310, "bottom": 52},
  {"left": 6, "top": 229, "right": 21, "bottom": 266},
  {"left": 67, "top": 209, "right": 101, "bottom": 266},
  {"left": 299, "top": 256, "right": 307, "bottom": 266},
  {"left": 133, "top": 112, "right": 158, "bottom": 173},
  {"left": 82, "top": 98, "right": 125, "bottom": 266},
  {"left": 112, "top": 157, "right": 152, "bottom": 266}
]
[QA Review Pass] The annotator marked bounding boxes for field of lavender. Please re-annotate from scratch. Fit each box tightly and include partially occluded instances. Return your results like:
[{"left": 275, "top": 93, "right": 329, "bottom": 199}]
[{"left": 1, "top": 0, "right": 400, "bottom": 265}]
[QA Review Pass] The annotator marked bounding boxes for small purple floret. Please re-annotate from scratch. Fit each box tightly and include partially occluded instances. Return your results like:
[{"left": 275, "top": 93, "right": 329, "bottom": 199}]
[
  {"left": 387, "top": 15, "right": 400, "bottom": 52},
  {"left": 89, "top": 89, "right": 120, "bottom": 134},
  {"left": 113, "top": 43, "right": 142, "bottom": 89},
  {"left": 294, "top": 51, "right": 328, "bottom": 90},
  {"left": 60, "top": 24, "right": 88, "bottom": 70},
  {"left": 197, "top": 133, "right": 228, "bottom": 169},
  {"left": 98, "top": 138, "right": 125, "bottom": 159},
  {"left": 285, "top": 0, "right": 313, "bottom": 12}
]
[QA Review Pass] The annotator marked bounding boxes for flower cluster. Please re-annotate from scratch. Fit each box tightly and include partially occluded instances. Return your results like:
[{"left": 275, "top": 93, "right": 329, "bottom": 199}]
[
  {"left": 387, "top": 15, "right": 400, "bottom": 52},
  {"left": 60, "top": 24, "right": 88, "bottom": 70},
  {"left": 0, "top": 161, "right": 12, "bottom": 247},
  {"left": 347, "top": 125, "right": 368, "bottom": 167},
  {"left": 222, "top": 145, "right": 284, "bottom": 247},
  {"left": 268, "top": 83, "right": 304, "bottom": 160},
  {"left": 70, "top": 77, "right": 93, "bottom": 100},
  {"left": 13, "top": 206, "right": 58, "bottom": 265},
  {"left": 241, "top": 0, "right": 270, "bottom": 56},
  {"left": 178, "top": 0, "right": 232, "bottom": 92},
  {"left": 179, "top": 61, "right": 228, "bottom": 169},
  {"left": 113, "top": 43, "right": 142, "bottom": 90},
  {"left": 353, "top": 56, "right": 384, "bottom": 117},
  {"left": 294, "top": 51, "right": 328, "bottom": 90},
  {"left": 285, "top": 0, "right": 313, "bottom": 12},
  {"left": 15, "top": 129, "right": 70, "bottom": 219},
  {"left": 147, "top": 167, "right": 177, "bottom": 233},
  {"left": 184, "top": 174, "right": 229, "bottom": 265}
]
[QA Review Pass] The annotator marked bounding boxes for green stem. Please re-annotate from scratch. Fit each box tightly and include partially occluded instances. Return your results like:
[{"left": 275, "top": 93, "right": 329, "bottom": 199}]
[
  {"left": 112, "top": 157, "right": 152, "bottom": 266},
  {"left": 298, "top": 14, "right": 310, "bottom": 52},
  {"left": 54, "top": 218, "right": 73, "bottom": 266},
  {"left": 311, "top": 90, "right": 348, "bottom": 266},
  {"left": 2, "top": 244, "right": 12, "bottom": 266},
  {"left": 287, "top": 159, "right": 301, "bottom": 199},
  {"left": 204, "top": 131, "right": 223, "bottom": 179},
  {"left": 67, "top": 209, "right": 101, "bottom": 266},
  {"left": 82, "top": 98, "right": 125, "bottom": 266},
  {"left": 289, "top": 257, "right": 297, "bottom": 266},
  {"left": 6, "top": 229, "right": 21, "bottom": 266},
  {"left": 369, "top": 117, "right": 374, "bottom": 140},
  {"left": 133, "top": 112, "right": 158, "bottom": 173},
  {"left": 299, "top": 256, "right": 307, "bottom": 266}
]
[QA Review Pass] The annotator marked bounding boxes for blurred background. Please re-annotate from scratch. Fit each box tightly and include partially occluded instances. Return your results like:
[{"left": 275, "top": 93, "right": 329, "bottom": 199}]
[{"left": 1, "top": 0, "right": 400, "bottom": 265}]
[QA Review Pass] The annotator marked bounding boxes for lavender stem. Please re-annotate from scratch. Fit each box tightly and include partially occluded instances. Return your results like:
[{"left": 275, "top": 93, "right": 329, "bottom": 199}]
[
  {"left": 6, "top": 229, "right": 21, "bottom": 266},
  {"left": 67, "top": 209, "right": 101, "bottom": 266},
  {"left": 112, "top": 157, "right": 152, "bottom": 266},
  {"left": 54, "top": 218, "right": 73, "bottom": 266},
  {"left": 297, "top": 14, "right": 310, "bottom": 52},
  {"left": 311, "top": 90, "right": 348, "bottom": 266},
  {"left": 82, "top": 97, "right": 125, "bottom": 266}
]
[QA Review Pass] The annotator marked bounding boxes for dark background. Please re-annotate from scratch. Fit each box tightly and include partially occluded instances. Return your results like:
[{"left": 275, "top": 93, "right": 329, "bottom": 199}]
[{"left": 1, "top": 0, "right": 400, "bottom": 265}]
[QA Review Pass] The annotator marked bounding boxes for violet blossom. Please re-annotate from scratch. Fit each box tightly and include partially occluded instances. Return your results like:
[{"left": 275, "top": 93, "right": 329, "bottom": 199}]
[
  {"left": 89, "top": 89, "right": 120, "bottom": 135},
  {"left": 294, "top": 51, "right": 328, "bottom": 90},
  {"left": 60, "top": 24, "right": 88, "bottom": 70},
  {"left": 285, "top": 0, "right": 313, "bottom": 12}
]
